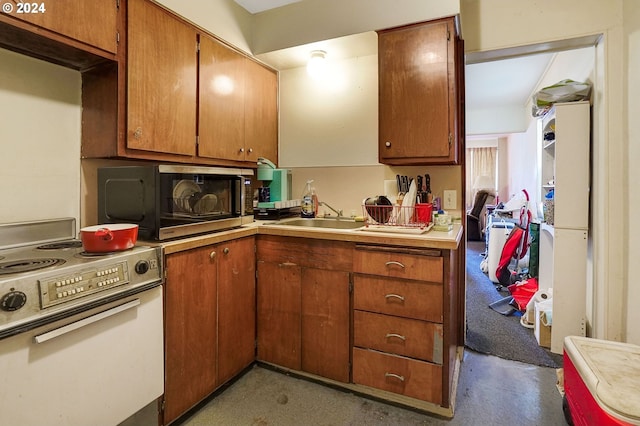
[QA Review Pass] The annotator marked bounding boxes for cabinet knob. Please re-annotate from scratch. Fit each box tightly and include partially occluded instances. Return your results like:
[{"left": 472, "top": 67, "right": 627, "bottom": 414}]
[
  {"left": 209, "top": 251, "right": 217, "bottom": 260},
  {"left": 134, "top": 127, "right": 143, "bottom": 139},
  {"left": 248, "top": 148, "right": 253, "bottom": 154},
  {"left": 223, "top": 247, "right": 230, "bottom": 255},
  {"left": 385, "top": 141, "right": 391, "bottom": 147},
  {"left": 239, "top": 148, "right": 245, "bottom": 153}
]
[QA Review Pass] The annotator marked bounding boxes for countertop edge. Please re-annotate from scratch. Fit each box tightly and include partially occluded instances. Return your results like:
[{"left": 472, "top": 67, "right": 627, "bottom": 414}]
[{"left": 153, "top": 222, "right": 462, "bottom": 254}]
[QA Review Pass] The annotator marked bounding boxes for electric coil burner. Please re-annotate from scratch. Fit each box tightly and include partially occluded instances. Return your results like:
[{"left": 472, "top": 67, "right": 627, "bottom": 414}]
[{"left": 0, "top": 218, "right": 163, "bottom": 339}]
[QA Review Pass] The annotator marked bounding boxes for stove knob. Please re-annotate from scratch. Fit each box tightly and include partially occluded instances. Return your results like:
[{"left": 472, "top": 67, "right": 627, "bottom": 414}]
[
  {"left": 135, "top": 260, "right": 150, "bottom": 275},
  {"left": 1, "top": 291, "right": 27, "bottom": 312}
]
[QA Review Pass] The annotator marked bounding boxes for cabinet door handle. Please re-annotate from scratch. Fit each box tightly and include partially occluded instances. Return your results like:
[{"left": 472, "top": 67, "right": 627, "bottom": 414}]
[
  {"left": 385, "top": 141, "right": 391, "bottom": 147},
  {"left": 384, "top": 293, "right": 405, "bottom": 301},
  {"left": 239, "top": 148, "right": 245, "bottom": 153},
  {"left": 279, "top": 262, "right": 297, "bottom": 267},
  {"left": 248, "top": 148, "right": 253, "bottom": 153},
  {"left": 384, "top": 372, "right": 405, "bottom": 382},
  {"left": 385, "top": 261, "right": 405, "bottom": 268},
  {"left": 223, "top": 247, "right": 230, "bottom": 255},
  {"left": 209, "top": 251, "right": 217, "bottom": 260},
  {"left": 385, "top": 333, "right": 406, "bottom": 341}
]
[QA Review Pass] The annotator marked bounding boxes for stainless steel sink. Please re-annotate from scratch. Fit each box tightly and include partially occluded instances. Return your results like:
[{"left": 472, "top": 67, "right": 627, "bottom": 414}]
[{"left": 266, "top": 218, "right": 365, "bottom": 230}]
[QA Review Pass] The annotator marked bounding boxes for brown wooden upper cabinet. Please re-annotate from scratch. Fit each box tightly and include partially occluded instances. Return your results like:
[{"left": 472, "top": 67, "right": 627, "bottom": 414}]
[
  {"left": 127, "top": 0, "right": 198, "bottom": 156},
  {"left": 81, "top": 0, "right": 278, "bottom": 166},
  {"left": 378, "top": 17, "right": 463, "bottom": 165},
  {"left": 0, "top": 0, "right": 119, "bottom": 69},
  {"left": 199, "top": 35, "right": 278, "bottom": 163}
]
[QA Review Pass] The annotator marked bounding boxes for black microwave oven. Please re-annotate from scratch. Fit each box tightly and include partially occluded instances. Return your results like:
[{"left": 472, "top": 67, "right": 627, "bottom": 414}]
[{"left": 98, "top": 165, "right": 254, "bottom": 240}]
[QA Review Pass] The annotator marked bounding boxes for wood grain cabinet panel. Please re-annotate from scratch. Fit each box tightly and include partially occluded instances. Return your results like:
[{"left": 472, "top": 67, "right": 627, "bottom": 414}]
[
  {"left": 353, "top": 348, "right": 443, "bottom": 405},
  {"left": 353, "top": 249, "right": 443, "bottom": 282},
  {"left": 164, "top": 236, "right": 255, "bottom": 424},
  {"left": 353, "top": 275, "right": 443, "bottom": 323},
  {"left": 217, "top": 237, "right": 256, "bottom": 385},
  {"left": 127, "top": 0, "right": 197, "bottom": 156},
  {"left": 256, "top": 236, "right": 352, "bottom": 383},
  {"left": 198, "top": 34, "right": 246, "bottom": 161},
  {"left": 164, "top": 246, "right": 218, "bottom": 424},
  {"left": 354, "top": 310, "right": 443, "bottom": 364},
  {"left": 378, "top": 17, "right": 462, "bottom": 165},
  {"left": 1, "top": 0, "right": 118, "bottom": 54},
  {"left": 256, "top": 260, "right": 302, "bottom": 371},
  {"left": 244, "top": 58, "right": 278, "bottom": 163}
]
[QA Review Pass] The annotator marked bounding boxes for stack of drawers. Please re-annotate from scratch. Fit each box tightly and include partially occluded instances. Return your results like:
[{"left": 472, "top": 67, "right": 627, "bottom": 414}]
[{"left": 352, "top": 246, "right": 444, "bottom": 405}]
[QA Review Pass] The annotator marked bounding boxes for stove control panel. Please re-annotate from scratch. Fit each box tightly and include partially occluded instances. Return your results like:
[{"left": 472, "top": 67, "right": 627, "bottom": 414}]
[{"left": 38, "top": 261, "right": 130, "bottom": 309}]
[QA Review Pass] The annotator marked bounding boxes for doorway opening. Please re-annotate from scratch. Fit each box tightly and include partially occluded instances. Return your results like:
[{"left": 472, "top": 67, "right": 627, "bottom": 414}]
[{"left": 463, "top": 35, "right": 602, "bottom": 367}]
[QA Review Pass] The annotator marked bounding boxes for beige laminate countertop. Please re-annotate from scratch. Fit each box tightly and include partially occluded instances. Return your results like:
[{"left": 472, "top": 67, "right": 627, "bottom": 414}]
[{"left": 158, "top": 219, "right": 462, "bottom": 255}]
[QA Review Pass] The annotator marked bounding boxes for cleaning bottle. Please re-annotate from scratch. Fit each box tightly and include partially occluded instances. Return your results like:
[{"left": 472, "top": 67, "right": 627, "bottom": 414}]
[
  {"left": 311, "top": 183, "right": 319, "bottom": 217},
  {"left": 301, "top": 180, "right": 315, "bottom": 218}
]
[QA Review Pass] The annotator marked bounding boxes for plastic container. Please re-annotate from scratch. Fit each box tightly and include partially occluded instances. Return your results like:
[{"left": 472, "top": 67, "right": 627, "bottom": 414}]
[
  {"left": 301, "top": 180, "right": 315, "bottom": 218},
  {"left": 563, "top": 336, "right": 640, "bottom": 425}
]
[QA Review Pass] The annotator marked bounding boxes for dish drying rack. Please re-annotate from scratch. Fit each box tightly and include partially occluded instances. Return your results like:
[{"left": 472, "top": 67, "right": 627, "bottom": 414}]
[{"left": 361, "top": 204, "right": 433, "bottom": 233}]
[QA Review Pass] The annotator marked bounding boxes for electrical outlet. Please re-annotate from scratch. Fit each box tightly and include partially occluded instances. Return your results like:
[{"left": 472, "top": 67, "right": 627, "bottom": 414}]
[{"left": 443, "top": 190, "right": 457, "bottom": 210}]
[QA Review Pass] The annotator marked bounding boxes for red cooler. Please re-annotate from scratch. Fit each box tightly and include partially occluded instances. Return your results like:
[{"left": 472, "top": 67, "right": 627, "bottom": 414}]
[{"left": 563, "top": 336, "right": 640, "bottom": 425}]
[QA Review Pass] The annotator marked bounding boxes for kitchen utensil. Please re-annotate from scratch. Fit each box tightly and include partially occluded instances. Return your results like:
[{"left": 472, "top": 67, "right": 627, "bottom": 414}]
[
  {"left": 397, "top": 180, "right": 417, "bottom": 225},
  {"left": 364, "top": 196, "right": 393, "bottom": 224},
  {"left": 80, "top": 223, "right": 138, "bottom": 253}
]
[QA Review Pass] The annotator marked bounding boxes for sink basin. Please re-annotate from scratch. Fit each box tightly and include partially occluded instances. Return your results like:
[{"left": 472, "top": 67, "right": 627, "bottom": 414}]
[{"left": 268, "top": 218, "right": 364, "bottom": 230}]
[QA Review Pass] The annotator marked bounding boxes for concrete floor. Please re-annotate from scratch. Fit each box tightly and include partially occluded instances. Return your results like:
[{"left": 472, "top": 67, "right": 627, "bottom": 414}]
[{"left": 179, "top": 350, "right": 568, "bottom": 425}]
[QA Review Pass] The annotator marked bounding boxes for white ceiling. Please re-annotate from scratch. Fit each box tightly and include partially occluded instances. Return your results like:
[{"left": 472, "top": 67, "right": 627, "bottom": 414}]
[{"left": 233, "top": 0, "right": 302, "bottom": 14}]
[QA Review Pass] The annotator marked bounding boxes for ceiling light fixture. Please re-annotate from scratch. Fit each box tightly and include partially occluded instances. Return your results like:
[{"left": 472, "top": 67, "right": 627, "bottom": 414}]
[{"left": 307, "top": 50, "right": 327, "bottom": 78}]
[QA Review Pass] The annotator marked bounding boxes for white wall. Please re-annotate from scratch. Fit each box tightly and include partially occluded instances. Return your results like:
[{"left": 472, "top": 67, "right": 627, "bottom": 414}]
[
  {"left": 156, "top": 0, "right": 253, "bottom": 53},
  {"left": 623, "top": 0, "right": 640, "bottom": 344},
  {"left": 279, "top": 55, "right": 378, "bottom": 167},
  {"left": 0, "top": 48, "right": 81, "bottom": 225}
]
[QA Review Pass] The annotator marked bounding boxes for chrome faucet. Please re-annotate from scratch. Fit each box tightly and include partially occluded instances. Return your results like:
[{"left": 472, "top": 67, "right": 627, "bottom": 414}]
[{"left": 319, "top": 201, "right": 344, "bottom": 218}]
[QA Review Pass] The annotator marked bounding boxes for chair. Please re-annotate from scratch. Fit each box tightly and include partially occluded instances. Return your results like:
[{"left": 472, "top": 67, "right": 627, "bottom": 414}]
[{"left": 466, "top": 190, "right": 490, "bottom": 241}]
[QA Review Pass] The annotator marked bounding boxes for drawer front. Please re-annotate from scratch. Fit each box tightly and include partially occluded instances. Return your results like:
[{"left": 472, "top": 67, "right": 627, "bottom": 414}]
[
  {"left": 257, "top": 236, "right": 353, "bottom": 271},
  {"left": 353, "top": 275, "right": 442, "bottom": 322},
  {"left": 354, "top": 311, "right": 443, "bottom": 364},
  {"left": 352, "top": 347, "right": 442, "bottom": 405},
  {"left": 353, "top": 250, "right": 443, "bottom": 282}
]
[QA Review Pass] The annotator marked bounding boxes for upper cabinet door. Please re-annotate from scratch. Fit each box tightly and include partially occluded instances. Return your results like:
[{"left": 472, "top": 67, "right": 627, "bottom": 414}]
[
  {"left": 198, "top": 34, "right": 246, "bottom": 161},
  {"left": 244, "top": 59, "right": 278, "bottom": 164},
  {"left": 378, "top": 18, "right": 459, "bottom": 165},
  {"left": 1, "top": 0, "right": 118, "bottom": 54},
  {"left": 127, "top": 0, "right": 197, "bottom": 156}
]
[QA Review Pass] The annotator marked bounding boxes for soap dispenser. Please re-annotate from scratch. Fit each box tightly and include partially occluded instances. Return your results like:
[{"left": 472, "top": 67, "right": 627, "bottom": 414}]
[{"left": 301, "top": 180, "right": 315, "bottom": 218}]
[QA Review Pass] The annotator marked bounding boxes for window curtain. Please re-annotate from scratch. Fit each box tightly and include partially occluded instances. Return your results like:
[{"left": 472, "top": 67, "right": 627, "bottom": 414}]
[{"left": 465, "top": 147, "right": 497, "bottom": 208}]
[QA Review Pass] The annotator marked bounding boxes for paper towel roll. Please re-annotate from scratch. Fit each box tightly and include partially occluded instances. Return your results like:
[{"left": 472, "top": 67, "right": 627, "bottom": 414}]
[
  {"left": 524, "top": 289, "right": 552, "bottom": 325},
  {"left": 384, "top": 180, "right": 397, "bottom": 203}
]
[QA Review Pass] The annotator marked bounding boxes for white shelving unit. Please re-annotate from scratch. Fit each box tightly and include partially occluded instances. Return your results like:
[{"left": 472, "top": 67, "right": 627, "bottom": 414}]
[{"left": 537, "top": 101, "right": 590, "bottom": 354}]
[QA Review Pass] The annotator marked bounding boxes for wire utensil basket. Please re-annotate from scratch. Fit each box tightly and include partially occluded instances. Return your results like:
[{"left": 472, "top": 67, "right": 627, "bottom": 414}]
[{"left": 361, "top": 203, "right": 433, "bottom": 232}]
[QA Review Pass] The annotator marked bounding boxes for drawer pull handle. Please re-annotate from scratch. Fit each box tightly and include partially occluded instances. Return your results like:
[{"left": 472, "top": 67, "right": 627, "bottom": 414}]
[
  {"left": 385, "top": 261, "right": 405, "bottom": 268},
  {"left": 279, "top": 262, "right": 297, "bottom": 267},
  {"left": 385, "top": 333, "right": 406, "bottom": 341},
  {"left": 385, "top": 373, "right": 405, "bottom": 382},
  {"left": 385, "top": 294, "right": 405, "bottom": 301}
]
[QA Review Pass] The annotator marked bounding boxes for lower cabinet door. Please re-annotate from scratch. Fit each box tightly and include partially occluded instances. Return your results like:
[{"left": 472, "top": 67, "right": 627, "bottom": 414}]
[
  {"left": 352, "top": 347, "right": 442, "bottom": 405},
  {"left": 256, "top": 260, "right": 302, "bottom": 370},
  {"left": 301, "top": 268, "right": 350, "bottom": 383}
]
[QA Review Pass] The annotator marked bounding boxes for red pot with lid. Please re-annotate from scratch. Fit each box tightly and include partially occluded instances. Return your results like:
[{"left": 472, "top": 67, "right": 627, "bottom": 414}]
[{"left": 80, "top": 224, "right": 139, "bottom": 253}]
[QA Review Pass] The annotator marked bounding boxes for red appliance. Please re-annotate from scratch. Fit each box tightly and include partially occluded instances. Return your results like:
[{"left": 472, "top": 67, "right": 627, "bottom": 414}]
[{"left": 563, "top": 336, "right": 640, "bottom": 425}]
